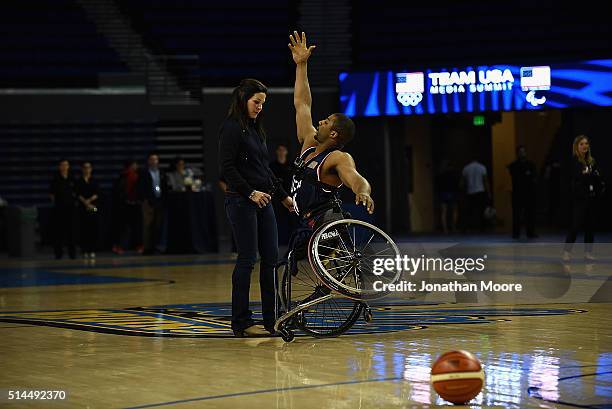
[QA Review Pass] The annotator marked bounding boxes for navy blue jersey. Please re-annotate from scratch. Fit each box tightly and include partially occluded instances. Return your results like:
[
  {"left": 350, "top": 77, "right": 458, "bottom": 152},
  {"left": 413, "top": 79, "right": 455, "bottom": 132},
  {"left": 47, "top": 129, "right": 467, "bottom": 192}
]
[{"left": 290, "top": 146, "right": 343, "bottom": 216}]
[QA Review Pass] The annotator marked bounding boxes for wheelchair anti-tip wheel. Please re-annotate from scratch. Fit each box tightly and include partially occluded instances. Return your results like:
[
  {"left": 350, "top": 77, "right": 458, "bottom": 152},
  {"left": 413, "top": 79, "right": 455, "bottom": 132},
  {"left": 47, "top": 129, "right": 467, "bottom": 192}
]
[
  {"left": 277, "top": 324, "right": 295, "bottom": 343},
  {"left": 308, "top": 219, "right": 402, "bottom": 300}
]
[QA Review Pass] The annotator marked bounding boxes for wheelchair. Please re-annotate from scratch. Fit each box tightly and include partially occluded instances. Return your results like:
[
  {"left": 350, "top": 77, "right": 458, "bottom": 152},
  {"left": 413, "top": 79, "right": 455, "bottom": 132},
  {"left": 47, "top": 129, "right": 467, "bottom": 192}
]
[{"left": 273, "top": 197, "right": 402, "bottom": 342}]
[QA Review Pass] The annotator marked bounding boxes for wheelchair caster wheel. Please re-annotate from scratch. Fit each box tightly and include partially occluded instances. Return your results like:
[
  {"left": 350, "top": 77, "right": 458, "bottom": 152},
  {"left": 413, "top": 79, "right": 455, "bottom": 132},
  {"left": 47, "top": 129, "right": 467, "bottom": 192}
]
[
  {"left": 363, "top": 308, "right": 373, "bottom": 323},
  {"left": 278, "top": 328, "right": 295, "bottom": 343}
]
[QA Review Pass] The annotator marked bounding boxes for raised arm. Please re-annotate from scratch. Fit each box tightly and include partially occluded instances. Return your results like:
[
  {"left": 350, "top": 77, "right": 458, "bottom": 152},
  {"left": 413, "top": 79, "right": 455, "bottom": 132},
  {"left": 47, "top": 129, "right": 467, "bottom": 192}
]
[
  {"left": 328, "top": 152, "right": 374, "bottom": 214},
  {"left": 288, "top": 31, "right": 317, "bottom": 148}
]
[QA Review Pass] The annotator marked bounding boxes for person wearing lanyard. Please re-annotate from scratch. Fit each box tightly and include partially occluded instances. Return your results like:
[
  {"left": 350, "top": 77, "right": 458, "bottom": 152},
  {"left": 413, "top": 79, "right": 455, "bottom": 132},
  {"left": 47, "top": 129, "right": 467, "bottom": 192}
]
[
  {"left": 219, "top": 78, "right": 294, "bottom": 337},
  {"left": 138, "top": 152, "right": 165, "bottom": 255},
  {"left": 75, "top": 161, "right": 100, "bottom": 260}
]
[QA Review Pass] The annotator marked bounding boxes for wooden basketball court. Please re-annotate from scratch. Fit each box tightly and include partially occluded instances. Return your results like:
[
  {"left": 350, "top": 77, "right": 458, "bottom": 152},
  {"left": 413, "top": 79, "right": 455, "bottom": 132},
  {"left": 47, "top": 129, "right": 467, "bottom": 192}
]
[{"left": 1, "top": 242, "right": 610, "bottom": 408}]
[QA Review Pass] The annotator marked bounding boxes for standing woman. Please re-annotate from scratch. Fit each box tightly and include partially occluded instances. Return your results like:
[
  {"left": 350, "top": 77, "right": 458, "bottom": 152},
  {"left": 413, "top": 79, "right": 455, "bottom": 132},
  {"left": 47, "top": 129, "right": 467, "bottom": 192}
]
[
  {"left": 219, "top": 79, "right": 294, "bottom": 337},
  {"left": 76, "top": 161, "right": 100, "bottom": 259},
  {"left": 563, "top": 135, "right": 605, "bottom": 261},
  {"left": 49, "top": 159, "right": 77, "bottom": 259}
]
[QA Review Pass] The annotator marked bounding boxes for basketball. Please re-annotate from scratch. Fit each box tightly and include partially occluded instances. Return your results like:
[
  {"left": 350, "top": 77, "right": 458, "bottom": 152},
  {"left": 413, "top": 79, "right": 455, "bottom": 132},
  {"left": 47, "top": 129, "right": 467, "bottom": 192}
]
[{"left": 431, "top": 350, "right": 484, "bottom": 404}]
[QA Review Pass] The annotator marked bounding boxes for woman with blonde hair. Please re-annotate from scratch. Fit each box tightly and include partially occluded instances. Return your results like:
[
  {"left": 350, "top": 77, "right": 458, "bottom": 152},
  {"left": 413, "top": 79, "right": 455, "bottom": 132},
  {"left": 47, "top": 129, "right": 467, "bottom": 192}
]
[{"left": 563, "top": 135, "right": 604, "bottom": 261}]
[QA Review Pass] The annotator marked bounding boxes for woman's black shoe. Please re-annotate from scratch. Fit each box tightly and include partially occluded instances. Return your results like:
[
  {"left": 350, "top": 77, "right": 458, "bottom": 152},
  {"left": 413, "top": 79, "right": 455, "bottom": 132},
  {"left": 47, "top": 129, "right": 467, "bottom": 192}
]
[{"left": 233, "top": 325, "right": 269, "bottom": 337}]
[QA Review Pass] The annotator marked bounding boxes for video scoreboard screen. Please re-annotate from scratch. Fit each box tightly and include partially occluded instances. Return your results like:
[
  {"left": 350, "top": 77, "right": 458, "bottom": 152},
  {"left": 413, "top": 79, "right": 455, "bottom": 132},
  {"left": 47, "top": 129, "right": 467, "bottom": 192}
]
[{"left": 339, "top": 59, "right": 612, "bottom": 117}]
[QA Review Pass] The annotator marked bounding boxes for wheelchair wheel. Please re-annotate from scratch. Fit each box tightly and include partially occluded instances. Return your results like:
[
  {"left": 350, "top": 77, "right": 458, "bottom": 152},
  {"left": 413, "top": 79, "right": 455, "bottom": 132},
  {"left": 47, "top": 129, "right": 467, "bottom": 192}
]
[
  {"left": 309, "top": 219, "right": 401, "bottom": 300},
  {"left": 281, "top": 254, "right": 362, "bottom": 337}
]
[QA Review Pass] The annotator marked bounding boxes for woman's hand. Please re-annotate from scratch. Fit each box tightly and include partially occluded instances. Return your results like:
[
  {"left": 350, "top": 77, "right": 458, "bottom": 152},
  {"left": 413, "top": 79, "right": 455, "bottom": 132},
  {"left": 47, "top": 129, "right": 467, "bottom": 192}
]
[
  {"left": 282, "top": 196, "right": 295, "bottom": 212},
  {"left": 249, "top": 190, "right": 271, "bottom": 208}
]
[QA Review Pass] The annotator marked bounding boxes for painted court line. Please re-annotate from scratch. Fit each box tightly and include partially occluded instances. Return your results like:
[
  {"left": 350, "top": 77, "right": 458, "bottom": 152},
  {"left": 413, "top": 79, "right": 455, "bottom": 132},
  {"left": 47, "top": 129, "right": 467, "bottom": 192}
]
[{"left": 122, "top": 377, "right": 402, "bottom": 409}]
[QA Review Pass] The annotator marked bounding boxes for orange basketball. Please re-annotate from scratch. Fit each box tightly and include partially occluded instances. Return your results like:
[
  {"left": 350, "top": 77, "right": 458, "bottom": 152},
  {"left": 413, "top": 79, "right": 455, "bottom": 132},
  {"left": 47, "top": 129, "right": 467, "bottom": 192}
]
[{"left": 431, "top": 350, "right": 484, "bottom": 404}]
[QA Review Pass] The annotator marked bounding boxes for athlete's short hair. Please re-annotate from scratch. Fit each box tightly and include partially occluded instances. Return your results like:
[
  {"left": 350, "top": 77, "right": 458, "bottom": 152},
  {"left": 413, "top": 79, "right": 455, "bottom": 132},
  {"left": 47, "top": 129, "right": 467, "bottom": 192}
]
[{"left": 331, "top": 113, "right": 355, "bottom": 146}]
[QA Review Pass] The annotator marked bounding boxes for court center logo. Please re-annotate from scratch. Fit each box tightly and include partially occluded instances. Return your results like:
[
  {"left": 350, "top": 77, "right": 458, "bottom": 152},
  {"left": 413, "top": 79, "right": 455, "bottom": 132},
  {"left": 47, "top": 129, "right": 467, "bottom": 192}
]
[{"left": 0, "top": 303, "right": 584, "bottom": 338}]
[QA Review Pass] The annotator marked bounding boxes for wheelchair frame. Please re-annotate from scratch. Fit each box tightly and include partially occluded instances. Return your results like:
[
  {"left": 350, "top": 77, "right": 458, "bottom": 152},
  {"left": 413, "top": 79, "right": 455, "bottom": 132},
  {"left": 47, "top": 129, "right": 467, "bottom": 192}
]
[{"left": 273, "top": 198, "right": 399, "bottom": 342}]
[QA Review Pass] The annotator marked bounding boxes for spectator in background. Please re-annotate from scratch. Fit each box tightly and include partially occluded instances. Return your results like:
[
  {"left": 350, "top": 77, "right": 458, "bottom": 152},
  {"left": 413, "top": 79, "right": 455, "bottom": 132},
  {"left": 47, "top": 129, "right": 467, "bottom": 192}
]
[
  {"left": 75, "top": 161, "right": 100, "bottom": 259},
  {"left": 269, "top": 143, "right": 294, "bottom": 245},
  {"left": 49, "top": 159, "right": 76, "bottom": 259},
  {"left": 269, "top": 144, "right": 291, "bottom": 192},
  {"left": 436, "top": 159, "right": 461, "bottom": 234},
  {"left": 112, "top": 159, "right": 142, "bottom": 254},
  {"left": 460, "top": 157, "right": 490, "bottom": 233},
  {"left": 167, "top": 156, "right": 194, "bottom": 192},
  {"left": 507, "top": 145, "right": 537, "bottom": 239},
  {"left": 138, "top": 152, "right": 166, "bottom": 255},
  {"left": 563, "top": 135, "right": 605, "bottom": 262}
]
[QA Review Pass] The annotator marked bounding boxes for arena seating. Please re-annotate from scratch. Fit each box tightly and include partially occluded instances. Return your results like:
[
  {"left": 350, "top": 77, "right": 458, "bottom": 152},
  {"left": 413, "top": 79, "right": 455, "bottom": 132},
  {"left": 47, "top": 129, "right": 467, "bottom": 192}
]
[{"left": 0, "top": 0, "right": 128, "bottom": 88}]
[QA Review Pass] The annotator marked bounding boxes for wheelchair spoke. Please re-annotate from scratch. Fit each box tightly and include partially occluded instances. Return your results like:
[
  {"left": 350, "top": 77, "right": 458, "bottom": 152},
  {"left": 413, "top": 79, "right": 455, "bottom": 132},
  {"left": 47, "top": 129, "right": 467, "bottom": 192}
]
[
  {"left": 364, "top": 245, "right": 396, "bottom": 257},
  {"left": 359, "top": 233, "right": 375, "bottom": 253},
  {"left": 337, "top": 232, "right": 353, "bottom": 255},
  {"left": 319, "top": 253, "right": 354, "bottom": 261},
  {"left": 318, "top": 244, "right": 352, "bottom": 254},
  {"left": 336, "top": 264, "right": 356, "bottom": 283}
]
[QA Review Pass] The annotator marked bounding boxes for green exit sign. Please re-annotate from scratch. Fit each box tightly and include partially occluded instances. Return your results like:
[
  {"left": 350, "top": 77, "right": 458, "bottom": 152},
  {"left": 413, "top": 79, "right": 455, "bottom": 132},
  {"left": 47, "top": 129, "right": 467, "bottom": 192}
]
[{"left": 473, "top": 115, "right": 485, "bottom": 126}]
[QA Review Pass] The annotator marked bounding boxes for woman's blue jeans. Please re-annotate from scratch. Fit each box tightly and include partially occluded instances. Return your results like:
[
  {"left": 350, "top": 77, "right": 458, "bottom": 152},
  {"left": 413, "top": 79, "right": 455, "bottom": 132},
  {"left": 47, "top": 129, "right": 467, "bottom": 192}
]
[{"left": 224, "top": 194, "right": 278, "bottom": 332}]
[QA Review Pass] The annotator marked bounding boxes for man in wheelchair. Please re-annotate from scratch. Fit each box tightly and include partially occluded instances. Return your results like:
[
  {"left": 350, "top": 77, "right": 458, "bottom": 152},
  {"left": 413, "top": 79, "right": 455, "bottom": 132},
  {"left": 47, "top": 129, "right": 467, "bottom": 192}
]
[
  {"left": 272, "top": 32, "right": 395, "bottom": 341},
  {"left": 288, "top": 30, "right": 375, "bottom": 224},
  {"left": 285, "top": 29, "right": 376, "bottom": 283}
]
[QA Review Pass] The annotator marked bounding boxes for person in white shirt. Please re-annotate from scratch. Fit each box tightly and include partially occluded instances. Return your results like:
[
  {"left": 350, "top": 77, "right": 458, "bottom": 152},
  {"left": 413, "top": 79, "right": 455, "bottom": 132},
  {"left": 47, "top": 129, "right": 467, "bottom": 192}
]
[
  {"left": 167, "top": 156, "right": 194, "bottom": 192},
  {"left": 460, "top": 158, "right": 490, "bottom": 232}
]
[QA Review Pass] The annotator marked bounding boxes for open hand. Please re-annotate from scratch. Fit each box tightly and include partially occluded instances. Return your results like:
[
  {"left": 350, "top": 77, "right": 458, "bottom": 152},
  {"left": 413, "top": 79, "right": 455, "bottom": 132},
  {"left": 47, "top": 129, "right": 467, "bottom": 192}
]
[{"left": 288, "top": 31, "right": 316, "bottom": 64}]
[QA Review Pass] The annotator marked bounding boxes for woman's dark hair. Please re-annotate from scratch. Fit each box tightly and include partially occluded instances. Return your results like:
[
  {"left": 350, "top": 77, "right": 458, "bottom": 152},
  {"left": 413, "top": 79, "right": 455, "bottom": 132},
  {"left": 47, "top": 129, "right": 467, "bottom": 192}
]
[
  {"left": 169, "top": 156, "right": 184, "bottom": 172},
  {"left": 226, "top": 78, "right": 268, "bottom": 139}
]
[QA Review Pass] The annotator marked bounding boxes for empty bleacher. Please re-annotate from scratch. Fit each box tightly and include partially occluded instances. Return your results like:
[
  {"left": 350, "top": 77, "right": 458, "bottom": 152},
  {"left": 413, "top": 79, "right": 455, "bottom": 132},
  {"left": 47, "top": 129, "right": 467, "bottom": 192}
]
[
  {"left": 0, "top": 0, "right": 128, "bottom": 88},
  {"left": 116, "top": 0, "right": 294, "bottom": 86}
]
